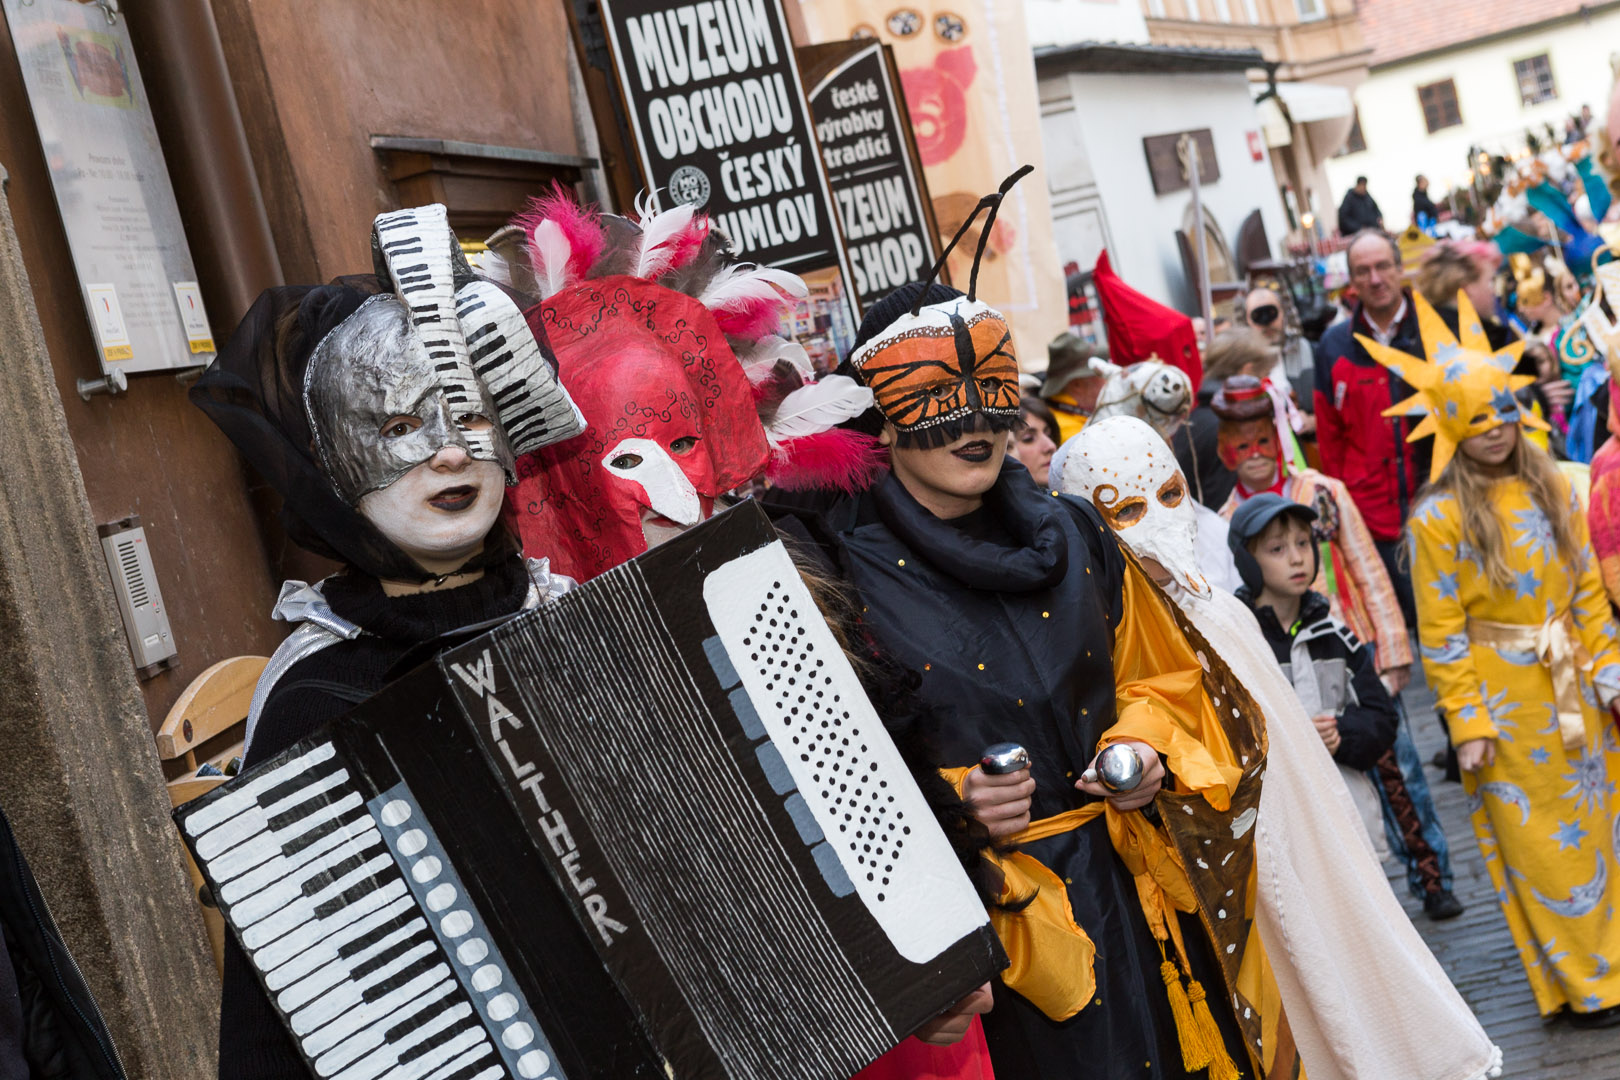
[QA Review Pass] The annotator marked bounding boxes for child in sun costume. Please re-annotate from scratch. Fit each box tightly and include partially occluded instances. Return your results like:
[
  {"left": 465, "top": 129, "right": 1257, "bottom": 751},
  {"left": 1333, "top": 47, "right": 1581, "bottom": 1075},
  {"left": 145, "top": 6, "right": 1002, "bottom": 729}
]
[{"left": 1368, "top": 291, "right": 1620, "bottom": 1026}]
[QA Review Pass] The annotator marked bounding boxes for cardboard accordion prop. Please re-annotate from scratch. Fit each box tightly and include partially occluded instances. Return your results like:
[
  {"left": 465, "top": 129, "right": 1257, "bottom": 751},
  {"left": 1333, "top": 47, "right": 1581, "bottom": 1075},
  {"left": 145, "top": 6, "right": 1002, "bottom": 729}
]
[{"left": 175, "top": 504, "right": 1003, "bottom": 1080}]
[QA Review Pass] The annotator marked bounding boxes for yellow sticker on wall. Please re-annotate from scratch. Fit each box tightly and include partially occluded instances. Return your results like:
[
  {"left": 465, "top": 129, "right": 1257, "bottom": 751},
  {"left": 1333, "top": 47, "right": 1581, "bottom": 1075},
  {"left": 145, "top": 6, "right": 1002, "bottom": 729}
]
[
  {"left": 172, "top": 281, "right": 215, "bottom": 355},
  {"left": 85, "top": 283, "right": 133, "bottom": 363}
]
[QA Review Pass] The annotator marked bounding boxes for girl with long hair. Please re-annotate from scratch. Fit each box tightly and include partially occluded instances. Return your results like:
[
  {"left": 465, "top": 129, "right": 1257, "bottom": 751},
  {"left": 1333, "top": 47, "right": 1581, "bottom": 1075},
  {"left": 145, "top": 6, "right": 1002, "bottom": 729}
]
[{"left": 1369, "top": 292, "right": 1620, "bottom": 1027}]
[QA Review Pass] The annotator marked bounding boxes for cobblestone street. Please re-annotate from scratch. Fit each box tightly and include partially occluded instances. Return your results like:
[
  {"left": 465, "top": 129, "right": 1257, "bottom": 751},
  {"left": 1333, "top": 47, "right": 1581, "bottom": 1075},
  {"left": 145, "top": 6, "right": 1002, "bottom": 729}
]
[{"left": 1396, "top": 677, "right": 1620, "bottom": 1078}]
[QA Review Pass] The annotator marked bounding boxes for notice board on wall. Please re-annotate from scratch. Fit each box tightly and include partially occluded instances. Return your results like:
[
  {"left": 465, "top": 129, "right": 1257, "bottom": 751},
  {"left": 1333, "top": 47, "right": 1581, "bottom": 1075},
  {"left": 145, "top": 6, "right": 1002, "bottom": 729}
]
[
  {"left": 4, "top": 0, "right": 216, "bottom": 375},
  {"left": 801, "top": 39, "right": 941, "bottom": 317}
]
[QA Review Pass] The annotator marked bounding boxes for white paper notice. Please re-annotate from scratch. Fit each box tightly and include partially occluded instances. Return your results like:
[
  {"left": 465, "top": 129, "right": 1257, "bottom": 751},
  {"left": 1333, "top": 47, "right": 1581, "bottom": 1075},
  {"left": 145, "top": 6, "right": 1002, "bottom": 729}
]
[
  {"left": 85, "top": 283, "right": 132, "bottom": 363},
  {"left": 171, "top": 282, "right": 215, "bottom": 354}
]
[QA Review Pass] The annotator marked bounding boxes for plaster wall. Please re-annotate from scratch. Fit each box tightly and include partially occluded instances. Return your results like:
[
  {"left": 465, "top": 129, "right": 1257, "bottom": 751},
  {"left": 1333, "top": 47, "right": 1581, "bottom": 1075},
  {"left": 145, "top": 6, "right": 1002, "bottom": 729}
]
[
  {"left": 1326, "top": 10, "right": 1620, "bottom": 231},
  {"left": 1042, "top": 68, "right": 1288, "bottom": 310}
]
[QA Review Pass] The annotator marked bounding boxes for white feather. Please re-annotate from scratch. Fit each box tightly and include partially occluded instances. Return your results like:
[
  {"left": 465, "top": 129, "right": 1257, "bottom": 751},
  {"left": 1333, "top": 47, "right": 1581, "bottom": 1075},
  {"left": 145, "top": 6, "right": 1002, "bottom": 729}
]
[
  {"left": 734, "top": 335, "right": 813, "bottom": 381},
  {"left": 531, "top": 219, "right": 574, "bottom": 299},
  {"left": 467, "top": 249, "right": 512, "bottom": 287},
  {"left": 698, "top": 263, "right": 809, "bottom": 314},
  {"left": 635, "top": 202, "right": 698, "bottom": 279},
  {"left": 764, "top": 376, "right": 873, "bottom": 447}
]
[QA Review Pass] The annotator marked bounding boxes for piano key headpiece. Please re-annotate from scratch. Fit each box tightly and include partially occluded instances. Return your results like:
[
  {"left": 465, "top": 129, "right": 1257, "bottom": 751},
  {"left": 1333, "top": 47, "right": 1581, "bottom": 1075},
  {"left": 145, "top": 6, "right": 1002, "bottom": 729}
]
[{"left": 303, "top": 203, "right": 587, "bottom": 505}]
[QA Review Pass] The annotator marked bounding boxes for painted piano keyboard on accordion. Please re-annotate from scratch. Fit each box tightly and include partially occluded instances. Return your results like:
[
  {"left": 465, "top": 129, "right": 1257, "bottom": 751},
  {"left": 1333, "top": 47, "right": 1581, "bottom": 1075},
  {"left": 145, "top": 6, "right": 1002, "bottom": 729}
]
[
  {"left": 183, "top": 750, "right": 554, "bottom": 1080},
  {"left": 178, "top": 504, "right": 1002, "bottom": 1080}
]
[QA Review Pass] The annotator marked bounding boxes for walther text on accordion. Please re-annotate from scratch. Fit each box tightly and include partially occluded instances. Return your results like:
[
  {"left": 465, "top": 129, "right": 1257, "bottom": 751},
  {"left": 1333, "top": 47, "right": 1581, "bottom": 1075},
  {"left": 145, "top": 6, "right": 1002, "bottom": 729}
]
[{"left": 177, "top": 503, "right": 1006, "bottom": 1080}]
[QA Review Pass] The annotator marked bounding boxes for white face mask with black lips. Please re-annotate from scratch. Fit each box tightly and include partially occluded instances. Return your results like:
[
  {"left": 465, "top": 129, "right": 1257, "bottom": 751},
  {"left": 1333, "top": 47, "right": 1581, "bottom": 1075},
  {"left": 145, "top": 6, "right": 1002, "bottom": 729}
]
[{"left": 1056, "top": 415, "right": 1210, "bottom": 597}]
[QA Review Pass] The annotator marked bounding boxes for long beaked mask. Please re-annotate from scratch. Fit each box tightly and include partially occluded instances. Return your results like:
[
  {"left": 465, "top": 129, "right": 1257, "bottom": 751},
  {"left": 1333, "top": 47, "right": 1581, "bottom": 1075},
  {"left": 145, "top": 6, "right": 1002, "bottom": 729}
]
[
  {"left": 1057, "top": 415, "right": 1209, "bottom": 597},
  {"left": 304, "top": 204, "right": 584, "bottom": 505}
]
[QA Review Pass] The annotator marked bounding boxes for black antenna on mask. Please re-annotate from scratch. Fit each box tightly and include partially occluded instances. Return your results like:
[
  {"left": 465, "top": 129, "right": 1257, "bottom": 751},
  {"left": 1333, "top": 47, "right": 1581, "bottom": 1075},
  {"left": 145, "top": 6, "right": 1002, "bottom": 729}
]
[{"left": 908, "top": 164, "right": 1033, "bottom": 316}]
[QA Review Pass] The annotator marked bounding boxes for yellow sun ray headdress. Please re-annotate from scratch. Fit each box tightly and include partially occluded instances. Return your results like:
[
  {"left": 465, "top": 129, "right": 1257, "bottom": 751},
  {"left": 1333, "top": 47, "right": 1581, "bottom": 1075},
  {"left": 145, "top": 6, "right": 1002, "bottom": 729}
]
[{"left": 1356, "top": 290, "right": 1549, "bottom": 481}]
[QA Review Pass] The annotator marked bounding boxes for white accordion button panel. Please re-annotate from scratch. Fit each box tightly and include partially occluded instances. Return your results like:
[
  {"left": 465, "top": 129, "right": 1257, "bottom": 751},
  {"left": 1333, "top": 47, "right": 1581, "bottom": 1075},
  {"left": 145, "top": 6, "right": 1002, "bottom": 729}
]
[{"left": 702, "top": 541, "right": 986, "bottom": 964}]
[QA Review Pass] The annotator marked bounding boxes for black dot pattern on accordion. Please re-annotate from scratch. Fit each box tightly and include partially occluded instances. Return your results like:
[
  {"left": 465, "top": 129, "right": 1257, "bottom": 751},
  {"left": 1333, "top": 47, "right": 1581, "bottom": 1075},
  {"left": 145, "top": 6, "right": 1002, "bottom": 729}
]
[{"left": 742, "top": 581, "right": 907, "bottom": 901}]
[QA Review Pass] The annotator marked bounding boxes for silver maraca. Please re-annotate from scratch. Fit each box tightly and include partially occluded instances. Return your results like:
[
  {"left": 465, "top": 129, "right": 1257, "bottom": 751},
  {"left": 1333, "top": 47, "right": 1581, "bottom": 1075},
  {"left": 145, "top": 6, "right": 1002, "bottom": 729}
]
[
  {"left": 979, "top": 742, "right": 1031, "bottom": 775},
  {"left": 1082, "top": 743, "right": 1145, "bottom": 793}
]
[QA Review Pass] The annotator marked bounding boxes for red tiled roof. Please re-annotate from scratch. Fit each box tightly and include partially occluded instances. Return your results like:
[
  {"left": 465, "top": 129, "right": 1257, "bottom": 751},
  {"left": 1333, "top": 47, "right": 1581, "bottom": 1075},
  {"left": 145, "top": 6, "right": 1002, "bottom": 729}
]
[{"left": 1357, "top": 0, "right": 1592, "bottom": 68}]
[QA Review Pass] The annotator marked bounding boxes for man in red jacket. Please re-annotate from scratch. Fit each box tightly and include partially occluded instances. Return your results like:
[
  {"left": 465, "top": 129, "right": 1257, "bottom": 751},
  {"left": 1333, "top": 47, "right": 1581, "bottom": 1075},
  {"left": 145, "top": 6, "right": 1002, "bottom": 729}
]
[{"left": 1313, "top": 230, "right": 1430, "bottom": 627}]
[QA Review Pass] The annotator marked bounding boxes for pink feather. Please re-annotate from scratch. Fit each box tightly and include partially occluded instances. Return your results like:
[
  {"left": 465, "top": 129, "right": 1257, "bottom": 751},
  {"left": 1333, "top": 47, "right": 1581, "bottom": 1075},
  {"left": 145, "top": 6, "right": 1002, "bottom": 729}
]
[
  {"left": 516, "top": 183, "right": 604, "bottom": 287},
  {"left": 717, "top": 298, "right": 792, "bottom": 340},
  {"left": 767, "top": 429, "right": 887, "bottom": 493},
  {"left": 663, "top": 214, "right": 710, "bottom": 274}
]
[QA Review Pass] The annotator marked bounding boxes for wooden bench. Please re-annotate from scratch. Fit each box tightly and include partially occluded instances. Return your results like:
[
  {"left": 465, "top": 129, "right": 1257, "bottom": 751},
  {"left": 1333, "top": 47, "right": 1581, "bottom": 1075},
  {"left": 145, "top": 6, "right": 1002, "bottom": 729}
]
[{"left": 156, "top": 656, "right": 267, "bottom": 974}]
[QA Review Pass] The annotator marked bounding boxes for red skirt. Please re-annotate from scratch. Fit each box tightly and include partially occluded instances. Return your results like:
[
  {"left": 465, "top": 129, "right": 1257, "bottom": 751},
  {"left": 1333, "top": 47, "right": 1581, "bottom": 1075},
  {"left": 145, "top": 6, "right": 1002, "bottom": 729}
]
[{"left": 851, "top": 1018, "right": 995, "bottom": 1080}]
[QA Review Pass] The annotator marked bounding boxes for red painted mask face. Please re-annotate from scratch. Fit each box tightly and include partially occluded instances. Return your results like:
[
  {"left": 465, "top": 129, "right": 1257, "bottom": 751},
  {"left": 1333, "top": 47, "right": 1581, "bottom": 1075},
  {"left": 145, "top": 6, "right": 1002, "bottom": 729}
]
[
  {"left": 1217, "top": 418, "right": 1278, "bottom": 470},
  {"left": 504, "top": 278, "right": 769, "bottom": 581}
]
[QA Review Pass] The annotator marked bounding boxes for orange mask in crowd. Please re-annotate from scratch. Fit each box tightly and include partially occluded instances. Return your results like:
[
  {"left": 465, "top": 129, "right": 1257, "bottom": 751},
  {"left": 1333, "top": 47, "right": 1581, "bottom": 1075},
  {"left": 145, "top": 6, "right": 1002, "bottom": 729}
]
[
  {"left": 1211, "top": 374, "right": 1283, "bottom": 474},
  {"left": 845, "top": 165, "right": 1032, "bottom": 447},
  {"left": 848, "top": 297, "right": 1021, "bottom": 447},
  {"left": 1216, "top": 418, "right": 1278, "bottom": 470}
]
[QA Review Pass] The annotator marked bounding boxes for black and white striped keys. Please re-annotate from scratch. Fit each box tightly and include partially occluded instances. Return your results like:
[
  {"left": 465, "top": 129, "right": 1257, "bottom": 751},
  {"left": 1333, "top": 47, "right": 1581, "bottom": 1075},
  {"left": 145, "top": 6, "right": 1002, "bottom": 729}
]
[{"left": 180, "top": 742, "right": 560, "bottom": 1080}]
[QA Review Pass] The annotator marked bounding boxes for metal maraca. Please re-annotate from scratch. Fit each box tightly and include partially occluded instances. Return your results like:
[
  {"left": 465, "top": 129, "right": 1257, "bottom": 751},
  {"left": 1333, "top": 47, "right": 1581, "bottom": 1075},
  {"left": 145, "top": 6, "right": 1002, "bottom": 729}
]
[
  {"left": 1082, "top": 743, "right": 1145, "bottom": 793},
  {"left": 979, "top": 742, "right": 1031, "bottom": 775}
]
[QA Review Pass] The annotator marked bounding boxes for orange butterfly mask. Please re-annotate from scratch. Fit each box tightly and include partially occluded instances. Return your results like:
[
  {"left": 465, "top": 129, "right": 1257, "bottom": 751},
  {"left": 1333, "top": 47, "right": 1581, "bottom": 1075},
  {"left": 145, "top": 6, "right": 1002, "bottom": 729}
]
[{"left": 847, "top": 296, "right": 1021, "bottom": 448}]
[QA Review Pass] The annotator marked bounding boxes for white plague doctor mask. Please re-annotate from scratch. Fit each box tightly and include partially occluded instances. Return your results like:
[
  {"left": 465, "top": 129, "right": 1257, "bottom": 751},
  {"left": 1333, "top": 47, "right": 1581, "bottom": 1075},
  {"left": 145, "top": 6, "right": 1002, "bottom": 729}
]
[{"left": 1055, "top": 415, "right": 1209, "bottom": 597}]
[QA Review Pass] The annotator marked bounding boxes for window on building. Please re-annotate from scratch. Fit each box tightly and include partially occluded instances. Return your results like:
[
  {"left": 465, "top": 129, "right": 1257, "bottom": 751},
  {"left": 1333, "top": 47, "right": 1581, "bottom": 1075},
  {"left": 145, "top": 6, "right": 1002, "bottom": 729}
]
[
  {"left": 1242, "top": 0, "right": 1259, "bottom": 21},
  {"left": 1513, "top": 54, "right": 1557, "bottom": 106},
  {"left": 1183, "top": 0, "right": 1201, "bottom": 21},
  {"left": 1417, "top": 79, "right": 1463, "bottom": 133},
  {"left": 1333, "top": 108, "right": 1367, "bottom": 156},
  {"left": 1295, "top": 0, "right": 1324, "bottom": 20},
  {"left": 1146, "top": 0, "right": 1167, "bottom": 14},
  {"left": 1212, "top": 0, "right": 1231, "bottom": 20}
]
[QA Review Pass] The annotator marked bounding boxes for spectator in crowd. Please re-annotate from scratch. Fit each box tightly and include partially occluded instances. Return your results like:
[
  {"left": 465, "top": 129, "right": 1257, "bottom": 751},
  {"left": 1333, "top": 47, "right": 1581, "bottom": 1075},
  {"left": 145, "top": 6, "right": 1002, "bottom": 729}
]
[
  {"left": 1338, "top": 176, "right": 1384, "bottom": 235},
  {"left": 1230, "top": 495, "right": 1399, "bottom": 854},
  {"left": 1039, "top": 333, "right": 1111, "bottom": 444},
  {"left": 1212, "top": 375, "right": 1465, "bottom": 918},
  {"left": 1174, "top": 326, "right": 1273, "bottom": 510},
  {"left": 1011, "top": 395, "right": 1060, "bottom": 487},
  {"left": 1412, "top": 175, "right": 1438, "bottom": 229},
  {"left": 1243, "top": 287, "right": 1316, "bottom": 417},
  {"left": 1313, "top": 229, "right": 1425, "bottom": 626}
]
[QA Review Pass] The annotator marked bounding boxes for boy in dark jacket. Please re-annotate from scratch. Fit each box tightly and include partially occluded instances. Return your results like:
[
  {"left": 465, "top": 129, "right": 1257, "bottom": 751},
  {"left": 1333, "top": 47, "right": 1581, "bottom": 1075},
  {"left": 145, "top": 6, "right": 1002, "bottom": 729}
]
[{"left": 1229, "top": 494, "right": 1397, "bottom": 772}]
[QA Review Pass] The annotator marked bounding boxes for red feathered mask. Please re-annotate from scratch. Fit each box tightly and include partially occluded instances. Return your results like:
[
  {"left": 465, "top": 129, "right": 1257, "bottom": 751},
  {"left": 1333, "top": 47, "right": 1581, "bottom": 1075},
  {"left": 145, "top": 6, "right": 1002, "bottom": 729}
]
[
  {"left": 500, "top": 187, "right": 880, "bottom": 581},
  {"left": 1094, "top": 251, "right": 1203, "bottom": 389},
  {"left": 507, "top": 278, "right": 770, "bottom": 581}
]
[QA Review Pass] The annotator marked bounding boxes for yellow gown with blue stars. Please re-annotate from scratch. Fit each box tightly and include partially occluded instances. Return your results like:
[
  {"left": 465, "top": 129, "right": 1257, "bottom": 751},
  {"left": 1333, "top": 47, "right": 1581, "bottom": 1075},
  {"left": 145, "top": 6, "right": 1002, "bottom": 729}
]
[{"left": 1410, "top": 475, "right": 1620, "bottom": 1017}]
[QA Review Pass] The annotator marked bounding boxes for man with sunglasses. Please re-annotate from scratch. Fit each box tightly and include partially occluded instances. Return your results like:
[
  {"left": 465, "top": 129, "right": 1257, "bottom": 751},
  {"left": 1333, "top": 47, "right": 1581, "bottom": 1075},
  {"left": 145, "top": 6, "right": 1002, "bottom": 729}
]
[
  {"left": 1312, "top": 229, "right": 1427, "bottom": 629},
  {"left": 1243, "top": 287, "right": 1315, "bottom": 415}
]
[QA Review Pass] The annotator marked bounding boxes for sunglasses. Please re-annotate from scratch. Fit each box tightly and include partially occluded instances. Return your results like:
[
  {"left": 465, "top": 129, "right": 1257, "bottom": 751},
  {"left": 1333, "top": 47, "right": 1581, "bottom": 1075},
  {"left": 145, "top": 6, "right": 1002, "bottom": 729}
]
[{"left": 1248, "top": 304, "right": 1281, "bottom": 327}]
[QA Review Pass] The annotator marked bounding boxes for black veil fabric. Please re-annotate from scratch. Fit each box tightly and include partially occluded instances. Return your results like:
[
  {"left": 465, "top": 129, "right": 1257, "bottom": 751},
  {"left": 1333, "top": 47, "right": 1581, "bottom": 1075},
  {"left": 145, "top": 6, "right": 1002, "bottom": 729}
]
[{"left": 190, "top": 278, "right": 516, "bottom": 584}]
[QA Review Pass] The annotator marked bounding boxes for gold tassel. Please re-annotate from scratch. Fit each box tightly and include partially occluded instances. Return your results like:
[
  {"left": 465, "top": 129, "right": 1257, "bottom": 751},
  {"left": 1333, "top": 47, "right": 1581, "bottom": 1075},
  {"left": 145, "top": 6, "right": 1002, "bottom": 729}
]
[
  {"left": 1187, "top": 978, "right": 1242, "bottom": 1080},
  {"left": 1161, "top": 961, "right": 1212, "bottom": 1071}
]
